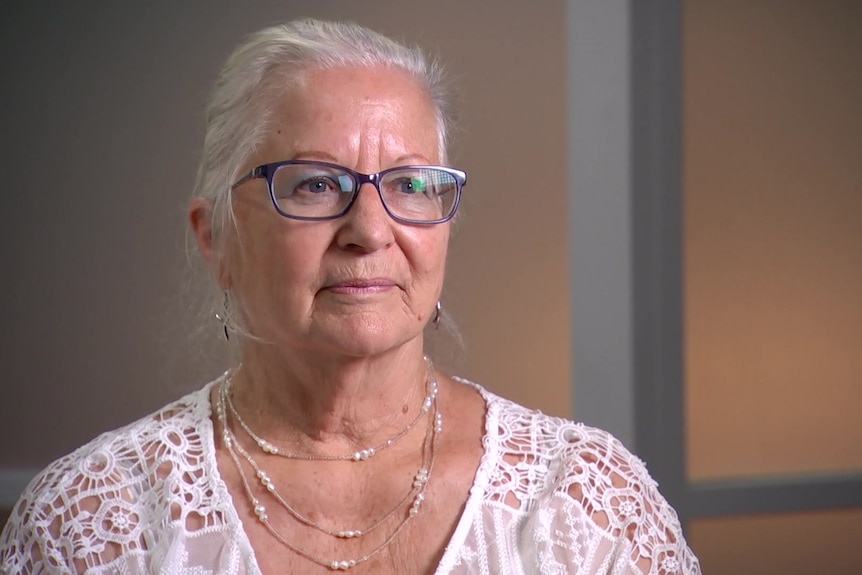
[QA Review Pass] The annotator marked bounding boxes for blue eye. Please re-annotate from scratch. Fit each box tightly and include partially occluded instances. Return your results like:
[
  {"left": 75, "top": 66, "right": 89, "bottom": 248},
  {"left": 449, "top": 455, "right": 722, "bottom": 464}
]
[
  {"left": 395, "top": 176, "right": 427, "bottom": 194},
  {"left": 298, "top": 177, "right": 338, "bottom": 194}
]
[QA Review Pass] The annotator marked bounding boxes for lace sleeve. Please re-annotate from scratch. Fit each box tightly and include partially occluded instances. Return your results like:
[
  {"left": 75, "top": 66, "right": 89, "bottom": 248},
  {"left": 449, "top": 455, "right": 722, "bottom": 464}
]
[
  {"left": 473, "top": 390, "right": 701, "bottom": 575},
  {"left": 0, "top": 386, "right": 224, "bottom": 575},
  {"left": 0, "top": 486, "right": 52, "bottom": 574},
  {"left": 557, "top": 427, "right": 701, "bottom": 575},
  {"left": 0, "top": 444, "right": 157, "bottom": 574}
]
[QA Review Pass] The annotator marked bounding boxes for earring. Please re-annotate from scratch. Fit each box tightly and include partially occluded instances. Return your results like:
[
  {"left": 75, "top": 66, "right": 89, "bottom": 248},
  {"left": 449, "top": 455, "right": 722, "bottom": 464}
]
[
  {"left": 432, "top": 301, "right": 442, "bottom": 330},
  {"left": 214, "top": 291, "right": 230, "bottom": 341}
]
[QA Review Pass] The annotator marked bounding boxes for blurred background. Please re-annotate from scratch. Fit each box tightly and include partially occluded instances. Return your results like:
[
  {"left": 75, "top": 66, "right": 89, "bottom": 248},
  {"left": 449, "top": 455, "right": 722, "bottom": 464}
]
[{"left": 0, "top": 1, "right": 860, "bottom": 573}]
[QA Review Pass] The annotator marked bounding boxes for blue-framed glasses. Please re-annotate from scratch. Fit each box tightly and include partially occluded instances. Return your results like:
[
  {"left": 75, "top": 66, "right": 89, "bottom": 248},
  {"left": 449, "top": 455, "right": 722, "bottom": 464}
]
[{"left": 231, "top": 160, "right": 466, "bottom": 224}]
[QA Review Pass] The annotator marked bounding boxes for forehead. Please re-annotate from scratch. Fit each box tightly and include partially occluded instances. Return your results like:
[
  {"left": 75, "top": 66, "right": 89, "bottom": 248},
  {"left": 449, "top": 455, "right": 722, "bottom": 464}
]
[{"left": 264, "top": 65, "right": 440, "bottom": 162}]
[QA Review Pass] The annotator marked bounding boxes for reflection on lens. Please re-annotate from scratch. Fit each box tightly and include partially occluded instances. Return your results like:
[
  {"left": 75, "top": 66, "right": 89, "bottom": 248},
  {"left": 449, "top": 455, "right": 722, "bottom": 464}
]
[
  {"left": 259, "top": 161, "right": 463, "bottom": 222},
  {"left": 381, "top": 168, "right": 456, "bottom": 221}
]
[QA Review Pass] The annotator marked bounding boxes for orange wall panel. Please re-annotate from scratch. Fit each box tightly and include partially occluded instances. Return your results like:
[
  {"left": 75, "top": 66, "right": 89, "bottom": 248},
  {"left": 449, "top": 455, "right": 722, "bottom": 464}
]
[{"left": 683, "top": 0, "right": 862, "bottom": 480}]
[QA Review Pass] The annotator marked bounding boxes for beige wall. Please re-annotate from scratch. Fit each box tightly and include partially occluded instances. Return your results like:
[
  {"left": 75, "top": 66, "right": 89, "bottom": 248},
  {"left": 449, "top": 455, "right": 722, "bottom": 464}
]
[
  {"left": 683, "top": 0, "right": 862, "bottom": 571},
  {"left": 684, "top": 0, "right": 862, "bottom": 481},
  {"left": 689, "top": 507, "right": 862, "bottom": 574},
  {"left": 0, "top": 1, "right": 569, "bottom": 471}
]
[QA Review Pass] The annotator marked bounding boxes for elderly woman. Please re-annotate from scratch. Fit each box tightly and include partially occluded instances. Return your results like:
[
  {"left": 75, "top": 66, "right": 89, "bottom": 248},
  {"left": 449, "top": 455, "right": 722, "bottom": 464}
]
[{"left": 1, "top": 19, "right": 699, "bottom": 575}]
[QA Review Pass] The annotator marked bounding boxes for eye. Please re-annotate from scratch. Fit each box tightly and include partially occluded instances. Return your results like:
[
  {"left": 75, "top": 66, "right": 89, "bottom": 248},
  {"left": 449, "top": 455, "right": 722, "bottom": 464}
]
[
  {"left": 393, "top": 176, "right": 428, "bottom": 195},
  {"left": 297, "top": 176, "right": 339, "bottom": 194}
]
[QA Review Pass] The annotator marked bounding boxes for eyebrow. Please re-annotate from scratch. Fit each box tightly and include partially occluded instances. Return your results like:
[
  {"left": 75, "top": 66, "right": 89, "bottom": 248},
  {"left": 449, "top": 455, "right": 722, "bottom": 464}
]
[
  {"left": 291, "top": 150, "right": 340, "bottom": 163},
  {"left": 393, "top": 153, "right": 433, "bottom": 164}
]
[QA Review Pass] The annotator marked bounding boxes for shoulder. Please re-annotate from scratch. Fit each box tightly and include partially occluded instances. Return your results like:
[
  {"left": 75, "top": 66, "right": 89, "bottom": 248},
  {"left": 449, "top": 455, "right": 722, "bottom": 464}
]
[
  {"left": 0, "top": 382, "right": 219, "bottom": 572},
  {"left": 464, "top": 378, "right": 647, "bottom": 478},
  {"left": 460, "top": 379, "right": 700, "bottom": 574},
  {"left": 22, "top": 382, "right": 215, "bottom": 505}
]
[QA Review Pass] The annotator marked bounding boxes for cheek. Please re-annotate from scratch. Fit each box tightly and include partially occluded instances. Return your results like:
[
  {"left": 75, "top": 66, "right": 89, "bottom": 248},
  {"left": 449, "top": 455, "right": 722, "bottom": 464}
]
[
  {"left": 408, "top": 230, "right": 450, "bottom": 285},
  {"left": 249, "top": 236, "right": 322, "bottom": 295},
  {"left": 228, "top": 212, "right": 325, "bottom": 302}
]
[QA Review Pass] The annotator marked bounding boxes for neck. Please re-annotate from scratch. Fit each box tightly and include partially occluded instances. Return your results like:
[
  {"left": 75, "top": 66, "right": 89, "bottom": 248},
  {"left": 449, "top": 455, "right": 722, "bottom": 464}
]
[{"left": 229, "top": 340, "right": 430, "bottom": 452}]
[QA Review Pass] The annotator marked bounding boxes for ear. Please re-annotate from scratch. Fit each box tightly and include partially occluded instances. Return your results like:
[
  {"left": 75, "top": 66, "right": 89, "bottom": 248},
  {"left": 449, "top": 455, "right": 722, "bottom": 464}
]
[{"left": 189, "top": 196, "right": 231, "bottom": 289}]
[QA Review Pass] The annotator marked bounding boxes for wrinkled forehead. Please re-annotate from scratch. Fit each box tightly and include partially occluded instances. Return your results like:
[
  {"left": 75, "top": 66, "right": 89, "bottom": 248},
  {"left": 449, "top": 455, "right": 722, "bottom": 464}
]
[{"left": 258, "top": 65, "right": 441, "bottom": 164}]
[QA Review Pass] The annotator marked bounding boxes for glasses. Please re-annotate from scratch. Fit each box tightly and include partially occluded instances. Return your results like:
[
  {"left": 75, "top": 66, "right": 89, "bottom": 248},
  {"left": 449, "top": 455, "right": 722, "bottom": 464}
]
[{"left": 231, "top": 160, "right": 466, "bottom": 224}]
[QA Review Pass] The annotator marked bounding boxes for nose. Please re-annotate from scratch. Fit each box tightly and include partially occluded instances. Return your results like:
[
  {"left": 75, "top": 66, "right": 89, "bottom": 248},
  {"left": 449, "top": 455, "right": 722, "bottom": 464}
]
[{"left": 335, "top": 182, "right": 394, "bottom": 251}]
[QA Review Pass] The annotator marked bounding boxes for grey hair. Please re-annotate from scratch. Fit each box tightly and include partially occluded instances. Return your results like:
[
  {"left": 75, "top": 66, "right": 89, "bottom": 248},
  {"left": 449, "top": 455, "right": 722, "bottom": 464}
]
[{"left": 191, "top": 18, "right": 458, "bottom": 340}]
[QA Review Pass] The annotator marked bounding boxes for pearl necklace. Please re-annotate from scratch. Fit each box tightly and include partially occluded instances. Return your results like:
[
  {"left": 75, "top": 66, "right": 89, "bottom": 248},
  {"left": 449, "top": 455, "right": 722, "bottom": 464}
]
[
  {"left": 216, "top": 367, "right": 443, "bottom": 571},
  {"left": 221, "top": 380, "right": 439, "bottom": 539},
  {"left": 226, "top": 358, "right": 437, "bottom": 462}
]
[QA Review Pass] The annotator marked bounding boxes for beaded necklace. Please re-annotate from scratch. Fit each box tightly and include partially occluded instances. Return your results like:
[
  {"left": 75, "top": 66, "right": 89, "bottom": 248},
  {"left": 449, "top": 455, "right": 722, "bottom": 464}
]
[
  {"left": 216, "top": 363, "right": 442, "bottom": 571},
  {"left": 226, "top": 360, "right": 437, "bottom": 462}
]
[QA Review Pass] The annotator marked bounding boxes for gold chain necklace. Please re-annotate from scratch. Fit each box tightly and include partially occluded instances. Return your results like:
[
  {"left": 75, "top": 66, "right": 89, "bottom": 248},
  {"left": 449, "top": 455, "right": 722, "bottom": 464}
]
[{"left": 216, "top": 366, "right": 443, "bottom": 571}]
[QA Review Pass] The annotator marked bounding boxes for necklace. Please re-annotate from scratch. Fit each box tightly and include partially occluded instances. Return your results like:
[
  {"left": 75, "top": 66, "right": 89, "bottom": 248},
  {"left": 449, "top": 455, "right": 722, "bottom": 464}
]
[
  {"left": 226, "top": 357, "right": 437, "bottom": 462},
  {"left": 215, "top": 366, "right": 444, "bottom": 571},
  {"left": 222, "top": 382, "right": 436, "bottom": 540}
]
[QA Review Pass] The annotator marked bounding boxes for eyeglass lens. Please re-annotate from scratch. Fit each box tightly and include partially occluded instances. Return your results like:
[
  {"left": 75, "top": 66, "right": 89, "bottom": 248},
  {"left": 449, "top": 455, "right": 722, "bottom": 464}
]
[{"left": 271, "top": 164, "right": 458, "bottom": 221}]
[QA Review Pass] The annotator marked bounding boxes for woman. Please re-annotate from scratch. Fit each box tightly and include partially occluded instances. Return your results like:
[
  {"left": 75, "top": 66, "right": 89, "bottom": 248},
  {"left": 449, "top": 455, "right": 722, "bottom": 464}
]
[{"left": 1, "top": 19, "right": 700, "bottom": 574}]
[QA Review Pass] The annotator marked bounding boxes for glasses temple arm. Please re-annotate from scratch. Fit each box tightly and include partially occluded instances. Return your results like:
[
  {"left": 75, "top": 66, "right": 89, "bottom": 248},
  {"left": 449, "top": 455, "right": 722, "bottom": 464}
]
[{"left": 230, "top": 166, "right": 265, "bottom": 190}]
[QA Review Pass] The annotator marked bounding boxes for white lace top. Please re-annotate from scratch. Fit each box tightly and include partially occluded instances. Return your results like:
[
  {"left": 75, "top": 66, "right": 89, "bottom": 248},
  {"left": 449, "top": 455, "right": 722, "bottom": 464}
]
[{"left": 1, "top": 379, "right": 700, "bottom": 574}]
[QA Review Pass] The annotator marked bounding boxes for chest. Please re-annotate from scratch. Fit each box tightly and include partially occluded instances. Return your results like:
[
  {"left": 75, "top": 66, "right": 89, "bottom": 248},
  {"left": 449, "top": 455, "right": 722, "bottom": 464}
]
[
  {"left": 216, "top": 444, "right": 479, "bottom": 575},
  {"left": 233, "top": 474, "right": 468, "bottom": 575}
]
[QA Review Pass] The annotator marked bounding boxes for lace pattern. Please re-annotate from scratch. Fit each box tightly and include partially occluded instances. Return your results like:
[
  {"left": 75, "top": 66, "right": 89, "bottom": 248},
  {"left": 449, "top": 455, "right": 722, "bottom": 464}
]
[
  {"left": 0, "top": 387, "right": 249, "bottom": 574},
  {"left": 437, "top": 382, "right": 699, "bottom": 574},
  {"left": 1, "top": 379, "right": 700, "bottom": 574}
]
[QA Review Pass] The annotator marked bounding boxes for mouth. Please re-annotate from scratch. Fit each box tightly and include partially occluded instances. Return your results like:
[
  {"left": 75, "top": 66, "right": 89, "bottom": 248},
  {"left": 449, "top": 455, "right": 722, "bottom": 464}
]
[{"left": 323, "top": 277, "right": 398, "bottom": 295}]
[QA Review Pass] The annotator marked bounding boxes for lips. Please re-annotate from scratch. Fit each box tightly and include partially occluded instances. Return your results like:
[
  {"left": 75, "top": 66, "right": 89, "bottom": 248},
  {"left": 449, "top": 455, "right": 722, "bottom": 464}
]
[
  {"left": 330, "top": 277, "right": 396, "bottom": 288},
  {"left": 323, "top": 277, "right": 398, "bottom": 294}
]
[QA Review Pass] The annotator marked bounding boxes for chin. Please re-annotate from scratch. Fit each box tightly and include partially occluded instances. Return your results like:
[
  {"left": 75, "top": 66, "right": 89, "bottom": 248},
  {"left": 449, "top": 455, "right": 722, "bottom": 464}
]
[{"left": 314, "top": 314, "right": 421, "bottom": 358}]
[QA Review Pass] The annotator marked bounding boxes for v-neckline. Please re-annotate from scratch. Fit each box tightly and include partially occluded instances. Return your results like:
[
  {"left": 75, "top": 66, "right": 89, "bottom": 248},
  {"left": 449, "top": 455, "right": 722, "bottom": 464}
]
[{"left": 202, "top": 376, "right": 499, "bottom": 575}]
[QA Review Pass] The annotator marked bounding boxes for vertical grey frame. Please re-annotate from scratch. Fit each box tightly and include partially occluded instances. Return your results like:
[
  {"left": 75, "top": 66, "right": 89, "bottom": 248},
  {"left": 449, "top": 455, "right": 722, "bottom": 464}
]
[
  {"left": 567, "top": 0, "right": 862, "bottom": 528},
  {"left": 568, "top": 0, "right": 636, "bottom": 451},
  {"left": 567, "top": 0, "right": 686, "bottom": 519},
  {"left": 628, "top": 0, "right": 687, "bottom": 519}
]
